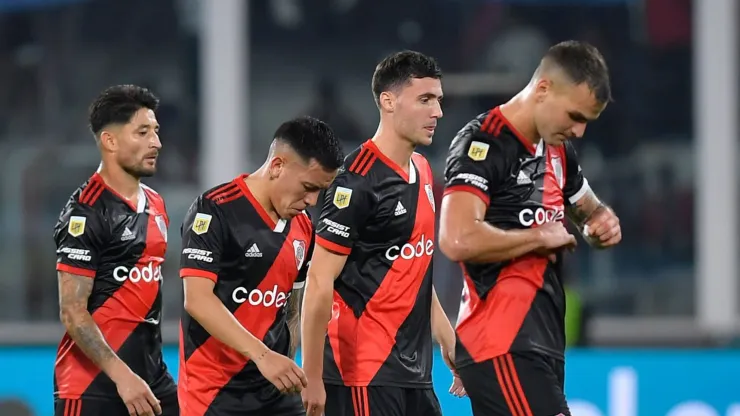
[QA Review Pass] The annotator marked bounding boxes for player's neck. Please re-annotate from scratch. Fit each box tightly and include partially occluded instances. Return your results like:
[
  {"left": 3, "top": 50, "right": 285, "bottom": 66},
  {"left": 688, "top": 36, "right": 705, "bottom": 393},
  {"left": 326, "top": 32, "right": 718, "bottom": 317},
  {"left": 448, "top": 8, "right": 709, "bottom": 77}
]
[
  {"left": 97, "top": 162, "right": 141, "bottom": 202},
  {"left": 371, "top": 124, "right": 415, "bottom": 171},
  {"left": 500, "top": 94, "right": 541, "bottom": 146},
  {"left": 242, "top": 170, "right": 280, "bottom": 223}
]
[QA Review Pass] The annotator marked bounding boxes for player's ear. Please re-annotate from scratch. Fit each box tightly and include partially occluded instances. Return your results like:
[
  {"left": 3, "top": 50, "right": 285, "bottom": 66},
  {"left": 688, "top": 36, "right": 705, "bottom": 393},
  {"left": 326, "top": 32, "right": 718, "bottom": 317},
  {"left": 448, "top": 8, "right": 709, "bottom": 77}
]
[
  {"left": 379, "top": 91, "right": 395, "bottom": 113},
  {"left": 268, "top": 156, "right": 286, "bottom": 180},
  {"left": 534, "top": 78, "right": 551, "bottom": 103},
  {"left": 98, "top": 130, "right": 117, "bottom": 152}
]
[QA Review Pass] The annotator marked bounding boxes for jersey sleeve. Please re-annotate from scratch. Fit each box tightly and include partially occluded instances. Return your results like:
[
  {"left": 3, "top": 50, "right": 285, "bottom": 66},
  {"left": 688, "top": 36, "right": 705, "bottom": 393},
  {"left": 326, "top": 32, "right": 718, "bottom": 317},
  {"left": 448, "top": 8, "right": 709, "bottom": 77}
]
[
  {"left": 443, "top": 127, "right": 508, "bottom": 206},
  {"left": 293, "top": 234, "right": 314, "bottom": 290},
  {"left": 179, "top": 196, "right": 228, "bottom": 282},
  {"left": 53, "top": 203, "right": 109, "bottom": 278},
  {"left": 315, "top": 172, "right": 374, "bottom": 255},
  {"left": 562, "top": 141, "right": 591, "bottom": 205}
]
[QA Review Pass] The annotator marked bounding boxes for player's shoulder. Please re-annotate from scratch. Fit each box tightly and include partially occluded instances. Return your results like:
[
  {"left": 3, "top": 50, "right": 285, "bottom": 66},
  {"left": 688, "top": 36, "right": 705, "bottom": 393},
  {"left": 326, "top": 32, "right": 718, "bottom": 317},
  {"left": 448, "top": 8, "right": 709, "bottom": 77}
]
[
  {"left": 60, "top": 175, "right": 107, "bottom": 219},
  {"left": 197, "top": 179, "right": 243, "bottom": 210},
  {"left": 333, "top": 143, "right": 377, "bottom": 190},
  {"left": 56, "top": 178, "right": 109, "bottom": 233},
  {"left": 448, "top": 108, "right": 520, "bottom": 162}
]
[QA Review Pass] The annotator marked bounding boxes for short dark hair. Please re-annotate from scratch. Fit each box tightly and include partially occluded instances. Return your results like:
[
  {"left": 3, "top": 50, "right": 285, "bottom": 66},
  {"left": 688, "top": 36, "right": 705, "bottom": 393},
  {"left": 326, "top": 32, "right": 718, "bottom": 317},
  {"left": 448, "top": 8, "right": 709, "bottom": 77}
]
[
  {"left": 274, "top": 116, "right": 344, "bottom": 170},
  {"left": 88, "top": 85, "right": 160, "bottom": 136},
  {"left": 371, "top": 50, "right": 442, "bottom": 105},
  {"left": 540, "top": 40, "right": 612, "bottom": 104}
]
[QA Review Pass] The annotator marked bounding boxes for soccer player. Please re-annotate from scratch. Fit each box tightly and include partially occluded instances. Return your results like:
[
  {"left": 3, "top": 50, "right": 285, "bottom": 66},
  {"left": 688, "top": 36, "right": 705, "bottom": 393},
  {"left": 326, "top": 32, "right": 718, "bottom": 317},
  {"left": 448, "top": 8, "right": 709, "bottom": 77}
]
[
  {"left": 439, "top": 40, "right": 622, "bottom": 416},
  {"left": 301, "top": 51, "right": 461, "bottom": 416},
  {"left": 177, "top": 116, "right": 343, "bottom": 416},
  {"left": 53, "top": 85, "right": 177, "bottom": 416}
]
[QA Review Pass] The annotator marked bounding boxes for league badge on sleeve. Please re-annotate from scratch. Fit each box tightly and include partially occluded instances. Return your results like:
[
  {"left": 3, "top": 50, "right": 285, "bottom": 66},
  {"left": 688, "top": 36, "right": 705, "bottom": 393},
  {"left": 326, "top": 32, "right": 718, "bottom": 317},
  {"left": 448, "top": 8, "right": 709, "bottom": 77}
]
[
  {"left": 333, "top": 187, "right": 353, "bottom": 209},
  {"left": 468, "top": 141, "right": 490, "bottom": 161},
  {"left": 192, "top": 213, "right": 212, "bottom": 235},
  {"left": 68, "top": 216, "right": 87, "bottom": 237}
]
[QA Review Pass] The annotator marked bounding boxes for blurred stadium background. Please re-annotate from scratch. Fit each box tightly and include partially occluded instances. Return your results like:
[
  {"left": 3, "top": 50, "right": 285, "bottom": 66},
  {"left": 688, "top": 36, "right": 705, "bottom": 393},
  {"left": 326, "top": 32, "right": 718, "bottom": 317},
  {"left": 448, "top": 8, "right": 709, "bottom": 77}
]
[{"left": 0, "top": 0, "right": 738, "bottom": 415}]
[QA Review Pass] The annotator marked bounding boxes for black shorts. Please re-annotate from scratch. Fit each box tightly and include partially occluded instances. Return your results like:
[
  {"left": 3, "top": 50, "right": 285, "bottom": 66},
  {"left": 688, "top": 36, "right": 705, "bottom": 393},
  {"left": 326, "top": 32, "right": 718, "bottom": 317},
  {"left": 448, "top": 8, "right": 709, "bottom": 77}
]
[
  {"left": 457, "top": 352, "right": 570, "bottom": 416},
  {"left": 55, "top": 392, "right": 179, "bottom": 416},
  {"left": 324, "top": 384, "right": 441, "bottom": 416}
]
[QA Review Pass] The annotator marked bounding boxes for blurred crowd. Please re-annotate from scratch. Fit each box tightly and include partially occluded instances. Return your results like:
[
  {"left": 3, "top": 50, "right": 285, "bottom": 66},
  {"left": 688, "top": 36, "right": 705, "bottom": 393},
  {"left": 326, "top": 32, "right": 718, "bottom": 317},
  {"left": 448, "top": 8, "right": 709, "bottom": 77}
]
[{"left": 0, "top": 0, "right": 696, "bottom": 324}]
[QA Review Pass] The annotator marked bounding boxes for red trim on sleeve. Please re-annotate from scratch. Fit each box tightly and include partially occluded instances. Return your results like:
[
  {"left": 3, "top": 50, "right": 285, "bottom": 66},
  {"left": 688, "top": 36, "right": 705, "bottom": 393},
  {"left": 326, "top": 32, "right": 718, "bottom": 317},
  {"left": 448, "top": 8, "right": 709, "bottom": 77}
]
[
  {"left": 180, "top": 268, "right": 218, "bottom": 282},
  {"left": 56, "top": 263, "right": 96, "bottom": 278},
  {"left": 443, "top": 185, "right": 491, "bottom": 206},
  {"left": 316, "top": 236, "right": 352, "bottom": 255}
]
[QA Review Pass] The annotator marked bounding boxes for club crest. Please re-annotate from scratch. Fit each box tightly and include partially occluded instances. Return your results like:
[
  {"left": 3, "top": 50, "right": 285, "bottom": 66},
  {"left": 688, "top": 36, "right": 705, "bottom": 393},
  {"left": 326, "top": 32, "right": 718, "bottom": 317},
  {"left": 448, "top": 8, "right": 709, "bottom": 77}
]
[
  {"left": 293, "top": 239, "right": 306, "bottom": 270},
  {"left": 425, "top": 183, "right": 435, "bottom": 212},
  {"left": 551, "top": 156, "right": 564, "bottom": 189},
  {"left": 155, "top": 215, "right": 168, "bottom": 242}
]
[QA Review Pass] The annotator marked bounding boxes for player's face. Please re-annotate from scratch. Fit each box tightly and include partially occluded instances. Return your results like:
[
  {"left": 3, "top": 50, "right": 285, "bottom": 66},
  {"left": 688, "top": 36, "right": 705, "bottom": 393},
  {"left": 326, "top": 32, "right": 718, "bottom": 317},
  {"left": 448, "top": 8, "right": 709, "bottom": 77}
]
[
  {"left": 114, "top": 108, "right": 162, "bottom": 178},
  {"left": 534, "top": 81, "right": 606, "bottom": 146},
  {"left": 392, "top": 77, "right": 443, "bottom": 146},
  {"left": 271, "top": 158, "right": 337, "bottom": 219}
]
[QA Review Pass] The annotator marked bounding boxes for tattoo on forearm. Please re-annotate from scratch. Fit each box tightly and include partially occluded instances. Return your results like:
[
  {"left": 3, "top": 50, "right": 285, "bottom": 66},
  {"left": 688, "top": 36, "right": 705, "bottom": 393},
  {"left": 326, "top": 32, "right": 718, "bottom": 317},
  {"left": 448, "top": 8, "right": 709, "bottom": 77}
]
[
  {"left": 59, "top": 272, "right": 117, "bottom": 368},
  {"left": 286, "top": 289, "right": 303, "bottom": 359},
  {"left": 566, "top": 189, "right": 606, "bottom": 228}
]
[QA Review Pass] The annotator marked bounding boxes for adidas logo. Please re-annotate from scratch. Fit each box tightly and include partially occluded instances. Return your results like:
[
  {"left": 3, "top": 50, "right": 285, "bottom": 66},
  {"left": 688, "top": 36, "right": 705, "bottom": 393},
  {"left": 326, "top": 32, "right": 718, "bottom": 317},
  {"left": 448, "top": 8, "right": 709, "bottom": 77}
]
[
  {"left": 121, "top": 227, "right": 136, "bottom": 241},
  {"left": 516, "top": 170, "right": 531, "bottom": 185},
  {"left": 245, "top": 243, "right": 262, "bottom": 258},
  {"left": 394, "top": 201, "right": 407, "bottom": 216}
]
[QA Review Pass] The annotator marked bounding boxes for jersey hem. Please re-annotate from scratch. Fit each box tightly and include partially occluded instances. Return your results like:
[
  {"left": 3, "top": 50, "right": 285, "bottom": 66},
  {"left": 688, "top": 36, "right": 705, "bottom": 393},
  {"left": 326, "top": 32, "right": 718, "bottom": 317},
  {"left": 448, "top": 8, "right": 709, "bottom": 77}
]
[{"left": 455, "top": 347, "right": 565, "bottom": 369}]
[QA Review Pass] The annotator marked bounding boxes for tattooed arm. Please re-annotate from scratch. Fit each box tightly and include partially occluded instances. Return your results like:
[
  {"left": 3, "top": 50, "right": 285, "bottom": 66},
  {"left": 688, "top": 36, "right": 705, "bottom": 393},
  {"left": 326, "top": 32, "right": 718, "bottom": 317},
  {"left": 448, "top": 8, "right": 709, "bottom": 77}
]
[
  {"left": 58, "top": 271, "right": 161, "bottom": 414},
  {"left": 58, "top": 271, "right": 124, "bottom": 374},
  {"left": 286, "top": 288, "right": 304, "bottom": 359},
  {"left": 566, "top": 188, "right": 621, "bottom": 248}
]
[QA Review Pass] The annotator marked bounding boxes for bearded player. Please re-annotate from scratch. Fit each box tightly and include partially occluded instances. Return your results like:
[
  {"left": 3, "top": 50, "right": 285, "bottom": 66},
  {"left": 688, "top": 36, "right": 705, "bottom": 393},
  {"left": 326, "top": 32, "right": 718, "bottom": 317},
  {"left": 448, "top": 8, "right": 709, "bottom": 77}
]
[
  {"left": 53, "top": 85, "right": 177, "bottom": 416},
  {"left": 439, "top": 41, "right": 622, "bottom": 416}
]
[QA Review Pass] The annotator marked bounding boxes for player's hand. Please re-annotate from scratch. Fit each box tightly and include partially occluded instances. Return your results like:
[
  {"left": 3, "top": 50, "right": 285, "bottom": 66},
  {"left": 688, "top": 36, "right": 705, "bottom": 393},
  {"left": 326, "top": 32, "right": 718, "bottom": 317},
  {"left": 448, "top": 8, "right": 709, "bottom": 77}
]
[
  {"left": 114, "top": 370, "right": 162, "bottom": 416},
  {"left": 301, "top": 377, "right": 326, "bottom": 416},
  {"left": 537, "top": 221, "right": 577, "bottom": 252},
  {"left": 254, "top": 349, "right": 308, "bottom": 394},
  {"left": 584, "top": 206, "right": 621, "bottom": 248},
  {"left": 449, "top": 375, "right": 467, "bottom": 398},
  {"left": 440, "top": 341, "right": 467, "bottom": 397}
]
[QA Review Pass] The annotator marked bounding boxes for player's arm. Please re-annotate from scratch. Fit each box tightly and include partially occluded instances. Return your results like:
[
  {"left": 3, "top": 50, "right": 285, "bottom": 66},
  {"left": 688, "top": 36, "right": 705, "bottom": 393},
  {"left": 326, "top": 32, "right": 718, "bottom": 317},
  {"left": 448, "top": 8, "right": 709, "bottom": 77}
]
[
  {"left": 439, "top": 132, "right": 551, "bottom": 263},
  {"left": 301, "top": 245, "right": 348, "bottom": 379},
  {"left": 301, "top": 175, "right": 373, "bottom": 382},
  {"left": 54, "top": 208, "right": 127, "bottom": 376},
  {"left": 286, "top": 236, "right": 313, "bottom": 359},
  {"left": 179, "top": 198, "right": 270, "bottom": 361},
  {"left": 431, "top": 286, "right": 455, "bottom": 361},
  {"left": 286, "top": 287, "right": 304, "bottom": 359},
  {"left": 562, "top": 142, "right": 621, "bottom": 247},
  {"left": 58, "top": 271, "right": 128, "bottom": 377}
]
